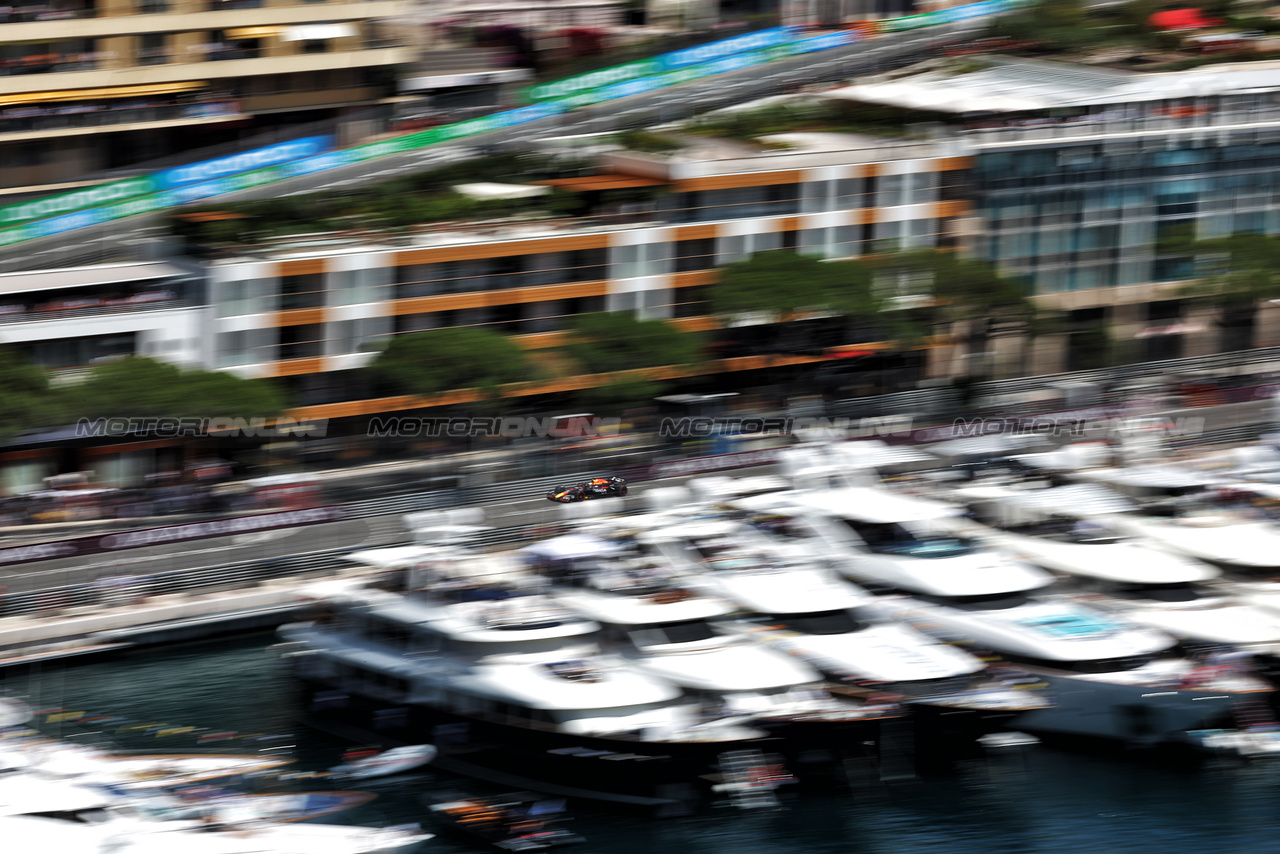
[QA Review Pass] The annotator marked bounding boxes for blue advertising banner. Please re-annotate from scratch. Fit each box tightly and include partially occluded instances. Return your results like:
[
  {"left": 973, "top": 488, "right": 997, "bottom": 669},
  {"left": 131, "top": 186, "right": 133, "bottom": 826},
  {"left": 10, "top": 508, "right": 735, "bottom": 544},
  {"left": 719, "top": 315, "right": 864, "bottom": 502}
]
[{"left": 153, "top": 136, "right": 333, "bottom": 190}]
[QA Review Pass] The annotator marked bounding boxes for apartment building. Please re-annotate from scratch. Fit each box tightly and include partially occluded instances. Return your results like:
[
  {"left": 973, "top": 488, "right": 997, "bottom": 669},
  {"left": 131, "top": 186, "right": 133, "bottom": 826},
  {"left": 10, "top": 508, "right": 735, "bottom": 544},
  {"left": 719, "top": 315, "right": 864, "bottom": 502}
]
[
  {"left": 0, "top": 260, "right": 203, "bottom": 371},
  {"left": 0, "top": 0, "right": 415, "bottom": 193},
  {"left": 195, "top": 134, "right": 970, "bottom": 415},
  {"left": 821, "top": 57, "right": 1280, "bottom": 376}
]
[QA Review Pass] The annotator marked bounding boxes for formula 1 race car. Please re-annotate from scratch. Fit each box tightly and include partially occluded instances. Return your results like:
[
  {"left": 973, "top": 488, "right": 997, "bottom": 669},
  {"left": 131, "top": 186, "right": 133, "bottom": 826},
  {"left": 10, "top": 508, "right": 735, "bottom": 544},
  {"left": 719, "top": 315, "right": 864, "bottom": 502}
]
[{"left": 546, "top": 477, "right": 629, "bottom": 503}]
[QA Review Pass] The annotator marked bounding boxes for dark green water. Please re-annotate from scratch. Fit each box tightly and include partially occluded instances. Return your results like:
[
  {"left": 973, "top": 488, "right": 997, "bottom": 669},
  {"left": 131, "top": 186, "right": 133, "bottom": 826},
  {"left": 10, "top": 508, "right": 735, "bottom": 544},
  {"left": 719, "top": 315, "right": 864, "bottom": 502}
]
[{"left": 5, "top": 632, "right": 1280, "bottom": 854}]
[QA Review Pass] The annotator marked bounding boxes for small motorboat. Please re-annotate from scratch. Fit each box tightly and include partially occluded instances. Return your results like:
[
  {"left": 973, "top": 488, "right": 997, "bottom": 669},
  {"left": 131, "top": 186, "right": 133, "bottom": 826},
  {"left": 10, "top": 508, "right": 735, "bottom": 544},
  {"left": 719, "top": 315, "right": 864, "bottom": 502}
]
[
  {"left": 151, "top": 788, "right": 377, "bottom": 823},
  {"left": 329, "top": 745, "right": 437, "bottom": 780},
  {"left": 425, "top": 791, "right": 585, "bottom": 852}
]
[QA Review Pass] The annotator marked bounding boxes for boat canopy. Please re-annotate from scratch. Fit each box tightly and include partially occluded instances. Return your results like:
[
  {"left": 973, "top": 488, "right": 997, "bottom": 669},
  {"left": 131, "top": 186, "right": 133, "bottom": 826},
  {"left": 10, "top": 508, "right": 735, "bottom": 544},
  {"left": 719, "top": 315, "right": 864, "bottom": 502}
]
[
  {"left": 925, "top": 434, "right": 1050, "bottom": 459},
  {"left": 345, "top": 546, "right": 439, "bottom": 570},
  {"left": 1074, "top": 465, "right": 1224, "bottom": 490},
  {"left": 519, "top": 533, "right": 625, "bottom": 563},
  {"left": 638, "top": 518, "right": 741, "bottom": 543},
  {"left": 779, "top": 486, "right": 963, "bottom": 524},
  {"left": 1012, "top": 442, "right": 1111, "bottom": 472},
  {"left": 987, "top": 484, "right": 1139, "bottom": 518}
]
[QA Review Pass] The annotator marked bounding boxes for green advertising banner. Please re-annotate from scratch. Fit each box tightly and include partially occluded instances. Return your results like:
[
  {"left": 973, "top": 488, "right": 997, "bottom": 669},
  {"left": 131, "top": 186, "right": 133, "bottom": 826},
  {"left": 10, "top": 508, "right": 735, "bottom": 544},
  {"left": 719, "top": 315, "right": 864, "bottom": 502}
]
[{"left": 0, "top": 176, "right": 157, "bottom": 229}]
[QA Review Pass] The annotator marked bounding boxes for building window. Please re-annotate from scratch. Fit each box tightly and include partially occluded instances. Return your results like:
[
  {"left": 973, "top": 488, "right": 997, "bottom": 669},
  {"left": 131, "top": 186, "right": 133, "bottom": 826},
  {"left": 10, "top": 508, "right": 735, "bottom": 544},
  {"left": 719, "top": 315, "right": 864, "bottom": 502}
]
[
  {"left": 671, "top": 183, "right": 800, "bottom": 223},
  {"left": 904, "top": 218, "right": 937, "bottom": 249},
  {"left": 836, "top": 177, "right": 863, "bottom": 210},
  {"left": 279, "top": 273, "right": 325, "bottom": 310},
  {"left": 217, "top": 279, "right": 273, "bottom": 316},
  {"left": 673, "top": 285, "right": 707, "bottom": 317},
  {"left": 638, "top": 288, "right": 671, "bottom": 320},
  {"left": 330, "top": 267, "right": 388, "bottom": 306},
  {"left": 907, "top": 172, "right": 938, "bottom": 205},
  {"left": 216, "top": 330, "right": 254, "bottom": 367},
  {"left": 674, "top": 237, "right": 716, "bottom": 272},
  {"left": 877, "top": 174, "right": 906, "bottom": 208},
  {"left": 138, "top": 32, "right": 169, "bottom": 65},
  {"left": 612, "top": 243, "right": 668, "bottom": 278},
  {"left": 279, "top": 323, "right": 324, "bottom": 360}
]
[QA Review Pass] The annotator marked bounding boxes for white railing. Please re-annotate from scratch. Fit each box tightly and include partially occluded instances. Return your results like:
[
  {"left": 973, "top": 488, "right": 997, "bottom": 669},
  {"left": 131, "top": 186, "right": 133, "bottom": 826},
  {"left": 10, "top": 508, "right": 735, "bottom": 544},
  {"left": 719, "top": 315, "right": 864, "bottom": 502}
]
[{"left": 962, "top": 107, "right": 1280, "bottom": 147}]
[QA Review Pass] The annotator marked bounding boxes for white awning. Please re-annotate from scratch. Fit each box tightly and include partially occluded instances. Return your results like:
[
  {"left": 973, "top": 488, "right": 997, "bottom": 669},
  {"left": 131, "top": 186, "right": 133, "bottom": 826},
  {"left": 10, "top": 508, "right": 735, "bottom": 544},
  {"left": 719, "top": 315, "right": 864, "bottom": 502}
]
[
  {"left": 0, "top": 261, "right": 193, "bottom": 296},
  {"left": 1074, "top": 465, "right": 1224, "bottom": 490},
  {"left": 451, "top": 182, "right": 551, "bottom": 200},
  {"left": 1006, "top": 484, "right": 1139, "bottom": 517},
  {"left": 280, "top": 23, "right": 357, "bottom": 42},
  {"left": 519, "top": 534, "right": 623, "bottom": 562}
]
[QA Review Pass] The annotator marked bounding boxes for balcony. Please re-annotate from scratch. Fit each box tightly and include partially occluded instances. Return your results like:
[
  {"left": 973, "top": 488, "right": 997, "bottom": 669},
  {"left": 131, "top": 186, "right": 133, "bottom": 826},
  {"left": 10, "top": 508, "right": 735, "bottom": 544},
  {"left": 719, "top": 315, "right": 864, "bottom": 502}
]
[
  {"left": 961, "top": 105, "right": 1280, "bottom": 148},
  {"left": 0, "top": 101, "right": 242, "bottom": 137},
  {"left": 0, "top": 5, "right": 95, "bottom": 21},
  {"left": 0, "top": 296, "right": 194, "bottom": 325},
  {"left": 0, "top": 47, "right": 410, "bottom": 96}
]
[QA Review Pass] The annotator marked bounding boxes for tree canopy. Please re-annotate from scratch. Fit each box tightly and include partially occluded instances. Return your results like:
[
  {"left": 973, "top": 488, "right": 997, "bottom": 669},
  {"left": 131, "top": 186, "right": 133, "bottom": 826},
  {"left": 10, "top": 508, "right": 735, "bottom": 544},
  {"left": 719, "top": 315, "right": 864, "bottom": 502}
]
[
  {"left": 66, "top": 357, "right": 288, "bottom": 421},
  {"left": 710, "top": 250, "right": 879, "bottom": 320},
  {"left": 560, "top": 312, "right": 702, "bottom": 375},
  {"left": 368, "top": 327, "right": 537, "bottom": 398},
  {"left": 869, "top": 249, "right": 1040, "bottom": 334},
  {"left": 988, "top": 0, "right": 1108, "bottom": 53},
  {"left": 1180, "top": 232, "right": 1280, "bottom": 308},
  {"left": 0, "top": 353, "right": 289, "bottom": 440},
  {"left": 0, "top": 348, "right": 60, "bottom": 439}
]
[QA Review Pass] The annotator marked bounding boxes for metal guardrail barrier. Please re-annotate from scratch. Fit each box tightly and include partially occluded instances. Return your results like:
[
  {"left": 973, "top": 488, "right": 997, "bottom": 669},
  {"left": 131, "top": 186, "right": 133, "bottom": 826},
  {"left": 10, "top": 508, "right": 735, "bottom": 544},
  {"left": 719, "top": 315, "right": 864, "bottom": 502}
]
[{"left": 0, "top": 549, "right": 346, "bottom": 620}]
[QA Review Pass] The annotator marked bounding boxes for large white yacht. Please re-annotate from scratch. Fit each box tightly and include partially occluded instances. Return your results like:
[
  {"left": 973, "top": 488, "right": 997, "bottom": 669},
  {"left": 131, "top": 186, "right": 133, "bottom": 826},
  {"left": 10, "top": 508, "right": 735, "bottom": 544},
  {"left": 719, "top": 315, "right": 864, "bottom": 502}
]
[
  {"left": 952, "top": 481, "right": 1280, "bottom": 668},
  {"left": 276, "top": 546, "right": 771, "bottom": 814},
  {"left": 1064, "top": 466, "right": 1280, "bottom": 573},
  {"left": 518, "top": 532, "right": 907, "bottom": 774},
  {"left": 735, "top": 485, "right": 1054, "bottom": 598},
  {"left": 631, "top": 519, "right": 1053, "bottom": 748}
]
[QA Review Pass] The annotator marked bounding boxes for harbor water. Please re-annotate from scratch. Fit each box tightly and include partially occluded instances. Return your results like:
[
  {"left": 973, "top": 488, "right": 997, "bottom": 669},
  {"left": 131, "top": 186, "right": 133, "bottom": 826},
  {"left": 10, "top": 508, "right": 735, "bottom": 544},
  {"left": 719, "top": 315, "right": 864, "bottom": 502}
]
[{"left": 5, "top": 632, "right": 1280, "bottom": 853}]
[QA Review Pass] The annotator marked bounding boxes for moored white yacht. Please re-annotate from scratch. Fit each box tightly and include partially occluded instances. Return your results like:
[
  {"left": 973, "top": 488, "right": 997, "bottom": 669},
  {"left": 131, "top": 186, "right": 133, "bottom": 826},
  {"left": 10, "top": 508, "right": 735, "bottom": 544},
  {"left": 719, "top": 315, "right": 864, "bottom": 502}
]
[
  {"left": 1065, "top": 466, "right": 1280, "bottom": 573},
  {"left": 734, "top": 485, "right": 1055, "bottom": 598},
  {"left": 865, "top": 589, "right": 1275, "bottom": 749},
  {"left": 952, "top": 481, "right": 1280, "bottom": 669},
  {"left": 4, "top": 739, "right": 295, "bottom": 792},
  {"left": 518, "top": 532, "right": 905, "bottom": 774},
  {"left": 630, "top": 519, "right": 1052, "bottom": 748},
  {"left": 276, "top": 547, "right": 772, "bottom": 814},
  {"left": 0, "top": 773, "right": 430, "bottom": 854}
]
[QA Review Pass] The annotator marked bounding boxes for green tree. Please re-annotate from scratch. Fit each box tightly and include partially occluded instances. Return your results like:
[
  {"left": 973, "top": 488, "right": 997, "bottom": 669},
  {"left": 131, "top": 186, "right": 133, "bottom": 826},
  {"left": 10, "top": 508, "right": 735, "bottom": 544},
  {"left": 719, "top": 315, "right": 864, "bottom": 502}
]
[
  {"left": 561, "top": 312, "right": 703, "bottom": 376},
  {"left": 65, "top": 357, "right": 288, "bottom": 421},
  {"left": 711, "top": 250, "right": 878, "bottom": 320},
  {"left": 368, "top": 328, "right": 536, "bottom": 398},
  {"left": 0, "top": 348, "right": 60, "bottom": 439},
  {"left": 1179, "top": 232, "right": 1280, "bottom": 350},
  {"left": 989, "top": 0, "right": 1102, "bottom": 53},
  {"left": 869, "top": 250, "right": 1045, "bottom": 379}
]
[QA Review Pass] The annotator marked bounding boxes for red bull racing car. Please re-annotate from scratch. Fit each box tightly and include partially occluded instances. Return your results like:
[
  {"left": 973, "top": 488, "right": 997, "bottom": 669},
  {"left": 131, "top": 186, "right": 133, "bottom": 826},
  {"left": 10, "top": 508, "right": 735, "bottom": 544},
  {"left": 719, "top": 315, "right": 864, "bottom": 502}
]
[{"left": 546, "top": 476, "right": 629, "bottom": 503}]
